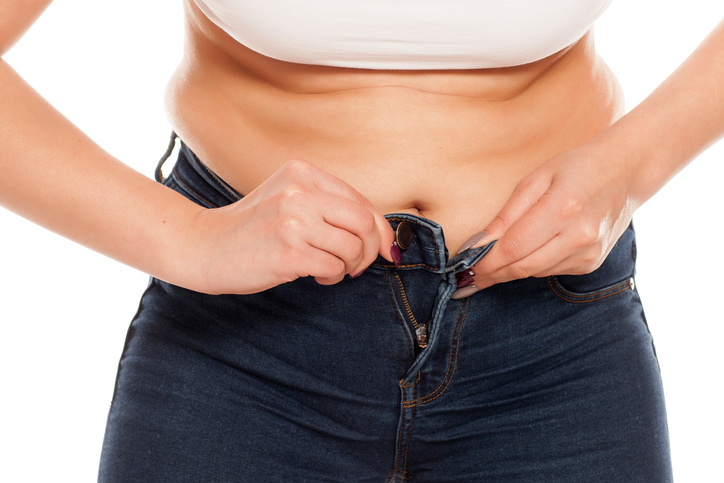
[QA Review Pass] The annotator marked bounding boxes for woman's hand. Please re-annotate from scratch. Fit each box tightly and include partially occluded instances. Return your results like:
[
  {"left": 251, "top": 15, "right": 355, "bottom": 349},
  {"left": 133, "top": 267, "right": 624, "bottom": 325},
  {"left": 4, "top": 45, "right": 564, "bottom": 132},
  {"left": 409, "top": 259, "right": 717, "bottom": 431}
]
[
  {"left": 187, "top": 158, "right": 396, "bottom": 295},
  {"left": 454, "top": 19, "right": 724, "bottom": 298},
  {"left": 454, "top": 142, "right": 641, "bottom": 297}
]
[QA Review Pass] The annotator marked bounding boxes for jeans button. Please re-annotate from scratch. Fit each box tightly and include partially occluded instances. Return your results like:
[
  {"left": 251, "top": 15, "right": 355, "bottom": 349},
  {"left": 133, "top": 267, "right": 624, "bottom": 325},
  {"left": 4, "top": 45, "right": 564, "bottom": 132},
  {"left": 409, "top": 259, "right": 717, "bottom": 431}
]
[{"left": 395, "top": 221, "right": 413, "bottom": 249}]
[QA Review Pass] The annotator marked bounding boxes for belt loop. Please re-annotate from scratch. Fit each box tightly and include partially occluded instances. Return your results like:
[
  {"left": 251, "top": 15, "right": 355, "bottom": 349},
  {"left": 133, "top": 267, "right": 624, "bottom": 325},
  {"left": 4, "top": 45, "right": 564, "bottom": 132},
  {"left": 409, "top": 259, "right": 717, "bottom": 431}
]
[{"left": 155, "top": 131, "right": 178, "bottom": 183}]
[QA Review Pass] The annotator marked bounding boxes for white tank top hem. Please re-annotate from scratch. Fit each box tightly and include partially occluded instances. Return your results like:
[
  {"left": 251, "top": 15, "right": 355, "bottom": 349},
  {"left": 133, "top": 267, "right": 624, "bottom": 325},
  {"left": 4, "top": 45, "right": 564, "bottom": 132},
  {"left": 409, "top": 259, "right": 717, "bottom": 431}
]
[{"left": 193, "top": 0, "right": 613, "bottom": 70}]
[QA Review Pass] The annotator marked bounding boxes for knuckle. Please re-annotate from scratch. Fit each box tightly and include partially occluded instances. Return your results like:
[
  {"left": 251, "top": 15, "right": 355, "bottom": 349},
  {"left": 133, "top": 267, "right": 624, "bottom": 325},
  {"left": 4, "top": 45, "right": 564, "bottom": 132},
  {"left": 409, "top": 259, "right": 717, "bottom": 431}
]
[
  {"left": 281, "top": 184, "right": 308, "bottom": 203},
  {"left": 358, "top": 210, "right": 376, "bottom": 234},
  {"left": 349, "top": 237, "right": 364, "bottom": 259},
  {"left": 507, "top": 263, "right": 532, "bottom": 280},
  {"left": 284, "top": 158, "right": 312, "bottom": 175},
  {"left": 516, "top": 175, "right": 539, "bottom": 194},
  {"left": 577, "top": 222, "right": 600, "bottom": 246},
  {"left": 492, "top": 212, "right": 514, "bottom": 231},
  {"left": 497, "top": 238, "right": 524, "bottom": 261},
  {"left": 279, "top": 214, "right": 304, "bottom": 233},
  {"left": 569, "top": 250, "right": 603, "bottom": 275},
  {"left": 581, "top": 245, "right": 602, "bottom": 265},
  {"left": 515, "top": 173, "right": 550, "bottom": 200},
  {"left": 584, "top": 248, "right": 605, "bottom": 272},
  {"left": 339, "top": 235, "right": 363, "bottom": 262},
  {"left": 325, "top": 257, "right": 346, "bottom": 276},
  {"left": 557, "top": 194, "right": 586, "bottom": 219}
]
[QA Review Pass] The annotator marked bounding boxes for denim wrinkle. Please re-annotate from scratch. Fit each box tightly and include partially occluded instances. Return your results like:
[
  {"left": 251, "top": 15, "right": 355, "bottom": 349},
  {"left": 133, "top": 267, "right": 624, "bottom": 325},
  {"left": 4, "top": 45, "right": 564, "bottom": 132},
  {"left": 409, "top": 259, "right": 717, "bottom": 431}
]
[{"left": 99, "top": 138, "right": 672, "bottom": 483}]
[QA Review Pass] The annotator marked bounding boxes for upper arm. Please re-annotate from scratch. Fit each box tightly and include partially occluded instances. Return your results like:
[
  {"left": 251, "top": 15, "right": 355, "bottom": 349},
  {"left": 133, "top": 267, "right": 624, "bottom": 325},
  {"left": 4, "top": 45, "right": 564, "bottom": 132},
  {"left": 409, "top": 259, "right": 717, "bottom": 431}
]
[{"left": 0, "top": 0, "right": 54, "bottom": 57}]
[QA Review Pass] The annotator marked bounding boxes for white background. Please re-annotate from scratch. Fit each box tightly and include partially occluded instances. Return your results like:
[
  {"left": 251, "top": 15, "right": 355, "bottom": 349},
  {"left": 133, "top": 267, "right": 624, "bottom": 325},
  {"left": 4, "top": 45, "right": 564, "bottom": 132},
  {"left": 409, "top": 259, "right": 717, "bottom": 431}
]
[{"left": 1, "top": 0, "right": 722, "bottom": 481}]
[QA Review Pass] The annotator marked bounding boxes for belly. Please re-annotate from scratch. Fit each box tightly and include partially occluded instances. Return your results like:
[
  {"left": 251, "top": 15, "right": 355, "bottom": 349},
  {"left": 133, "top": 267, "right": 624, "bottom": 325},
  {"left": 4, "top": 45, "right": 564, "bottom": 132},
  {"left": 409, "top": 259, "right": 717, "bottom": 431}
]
[{"left": 165, "top": 0, "right": 624, "bottom": 254}]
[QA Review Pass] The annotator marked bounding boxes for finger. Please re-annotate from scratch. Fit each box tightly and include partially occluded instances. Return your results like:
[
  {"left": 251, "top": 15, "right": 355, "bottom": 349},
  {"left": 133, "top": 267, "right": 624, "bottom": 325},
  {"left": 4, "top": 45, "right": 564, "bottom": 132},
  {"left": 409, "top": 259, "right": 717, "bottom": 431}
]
[
  {"left": 316, "top": 195, "right": 385, "bottom": 271},
  {"left": 375, "top": 213, "right": 397, "bottom": 264},
  {"left": 476, "top": 173, "right": 552, "bottom": 247},
  {"left": 473, "top": 234, "right": 570, "bottom": 289},
  {"left": 286, "top": 244, "right": 347, "bottom": 283},
  {"left": 475, "top": 192, "right": 561, "bottom": 277},
  {"left": 535, "top": 242, "right": 607, "bottom": 279},
  {"left": 305, "top": 223, "right": 366, "bottom": 275},
  {"left": 475, "top": 227, "right": 609, "bottom": 290},
  {"left": 314, "top": 272, "right": 348, "bottom": 286},
  {"left": 303, "top": 162, "right": 396, "bottom": 262},
  {"left": 321, "top": 186, "right": 395, "bottom": 265},
  {"left": 279, "top": 158, "right": 396, "bottom": 263}
]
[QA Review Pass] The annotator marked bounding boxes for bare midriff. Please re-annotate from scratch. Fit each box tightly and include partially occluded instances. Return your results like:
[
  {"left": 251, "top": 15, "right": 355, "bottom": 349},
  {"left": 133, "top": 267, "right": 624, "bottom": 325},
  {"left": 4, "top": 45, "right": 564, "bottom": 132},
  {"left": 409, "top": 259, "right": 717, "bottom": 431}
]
[{"left": 166, "top": 0, "right": 625, "bottom": 254}]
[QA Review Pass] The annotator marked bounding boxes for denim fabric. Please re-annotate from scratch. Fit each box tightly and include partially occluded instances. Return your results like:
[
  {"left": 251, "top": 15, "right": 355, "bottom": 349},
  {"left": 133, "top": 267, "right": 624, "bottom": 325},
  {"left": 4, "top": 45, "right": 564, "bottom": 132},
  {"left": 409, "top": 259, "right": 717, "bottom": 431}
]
[{"left": 99, "top": 141, "right": 672, "bottom": 482}]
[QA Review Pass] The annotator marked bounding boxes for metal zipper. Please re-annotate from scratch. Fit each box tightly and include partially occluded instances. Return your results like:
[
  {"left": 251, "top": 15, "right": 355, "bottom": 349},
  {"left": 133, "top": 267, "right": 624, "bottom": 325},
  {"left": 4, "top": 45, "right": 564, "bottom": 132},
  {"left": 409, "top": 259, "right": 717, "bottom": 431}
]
[{"left": 393, "top": 273, "right": 428, "bottom": 349}]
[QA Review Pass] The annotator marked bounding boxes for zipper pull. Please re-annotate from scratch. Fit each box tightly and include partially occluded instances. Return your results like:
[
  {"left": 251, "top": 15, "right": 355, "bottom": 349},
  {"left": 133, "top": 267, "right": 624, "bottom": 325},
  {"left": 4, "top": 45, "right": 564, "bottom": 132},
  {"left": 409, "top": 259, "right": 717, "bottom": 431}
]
[{"left": 416, "top": 325, "right": 428, "bottom": 349}]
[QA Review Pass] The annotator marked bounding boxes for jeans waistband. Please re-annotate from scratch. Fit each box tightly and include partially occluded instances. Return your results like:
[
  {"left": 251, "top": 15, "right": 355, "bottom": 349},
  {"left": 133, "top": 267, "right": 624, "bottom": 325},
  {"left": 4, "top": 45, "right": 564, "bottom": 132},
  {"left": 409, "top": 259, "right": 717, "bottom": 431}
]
[{"left": 157, "top": 133, "right": 492, "bottom": 276}]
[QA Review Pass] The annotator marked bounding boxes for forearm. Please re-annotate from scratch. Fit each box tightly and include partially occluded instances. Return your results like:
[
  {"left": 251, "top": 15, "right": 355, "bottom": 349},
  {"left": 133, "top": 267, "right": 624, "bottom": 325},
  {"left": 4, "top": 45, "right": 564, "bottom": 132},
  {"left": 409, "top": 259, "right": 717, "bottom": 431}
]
[
  {"left": 0, "top": 59, "right": 204, "bottom": 287},
  {"left": 593, "top": 19, "right": 724, "bottom": 206}
]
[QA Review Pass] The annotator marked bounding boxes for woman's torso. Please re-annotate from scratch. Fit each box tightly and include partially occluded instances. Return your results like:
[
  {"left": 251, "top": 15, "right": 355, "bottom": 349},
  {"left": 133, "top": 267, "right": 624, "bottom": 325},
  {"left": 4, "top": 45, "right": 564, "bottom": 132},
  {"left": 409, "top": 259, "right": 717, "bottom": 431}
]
[{"left": 165, "top": 0, "right": 624, "bottom": 254}]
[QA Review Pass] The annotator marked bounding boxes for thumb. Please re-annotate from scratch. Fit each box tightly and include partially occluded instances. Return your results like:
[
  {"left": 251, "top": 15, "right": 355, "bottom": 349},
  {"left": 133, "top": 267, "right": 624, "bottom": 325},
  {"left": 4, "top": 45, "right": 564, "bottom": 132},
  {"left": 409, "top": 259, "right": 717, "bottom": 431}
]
[{"left": 374, "top": 213, "right": 397, "bottom": 263}]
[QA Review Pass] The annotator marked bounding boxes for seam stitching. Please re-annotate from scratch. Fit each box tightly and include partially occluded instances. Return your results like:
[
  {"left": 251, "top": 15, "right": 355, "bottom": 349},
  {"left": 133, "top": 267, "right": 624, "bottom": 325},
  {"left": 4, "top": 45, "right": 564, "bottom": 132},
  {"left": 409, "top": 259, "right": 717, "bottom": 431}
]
[
  {"left": 401, "top": 371, "right": 421, "bottom": 389},
  {"left": 403, "top": 298, "right": 469, "bottom": 407},
  {"left": 199, "top": 162, "right": 242, "bottom": 201},
  {"left": 171, "top": 168, "right": 218, "bottom": 208},
  {"left": 547, "top": 276, "right": 633, "bottom": 303}
]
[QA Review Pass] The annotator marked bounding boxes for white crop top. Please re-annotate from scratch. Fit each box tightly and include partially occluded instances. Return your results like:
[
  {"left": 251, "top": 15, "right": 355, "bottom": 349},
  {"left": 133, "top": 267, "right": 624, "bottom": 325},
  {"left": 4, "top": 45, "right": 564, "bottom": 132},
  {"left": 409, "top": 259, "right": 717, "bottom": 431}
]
[{"left": 193, "top": 0, "right": 612, "bottom": 70}]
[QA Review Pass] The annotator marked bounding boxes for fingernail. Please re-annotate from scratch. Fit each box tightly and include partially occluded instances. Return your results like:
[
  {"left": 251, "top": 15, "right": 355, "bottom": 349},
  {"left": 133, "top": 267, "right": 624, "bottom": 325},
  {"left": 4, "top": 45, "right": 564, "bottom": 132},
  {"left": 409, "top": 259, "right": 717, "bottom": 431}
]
[
  {"left": 456, "top": 269, "right": 476, "bottom": 288},
  {"left": 391, "top": 241, "right": 401, "bottom": 267},
  {"left": 451, "top": 284, "right": 480, "bottom": 300},
  {"left": 457, "top": 231, "right": 487, "bottom": 255},
  {"left": 350, "top": 268, "right": 366, "bottom": 279}
]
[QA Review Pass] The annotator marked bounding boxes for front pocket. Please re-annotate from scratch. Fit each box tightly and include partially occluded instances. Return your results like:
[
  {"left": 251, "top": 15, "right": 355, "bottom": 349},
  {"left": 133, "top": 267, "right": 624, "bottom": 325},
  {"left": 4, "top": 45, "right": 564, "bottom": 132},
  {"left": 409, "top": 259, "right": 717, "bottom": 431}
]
[
  {"left": 548, "top": 274, "right": 635, "bottom": 303},
  {"left": 547, "top": 223, "right": 637, "bottom": 304}
]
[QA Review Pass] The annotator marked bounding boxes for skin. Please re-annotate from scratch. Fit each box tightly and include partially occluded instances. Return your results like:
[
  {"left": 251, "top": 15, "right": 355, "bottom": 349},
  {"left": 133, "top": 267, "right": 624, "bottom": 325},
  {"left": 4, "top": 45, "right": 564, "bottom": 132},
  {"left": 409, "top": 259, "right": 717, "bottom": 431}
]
[
  {"left": 170, "top": 0, "right": 622, "bottom": 258},
  {"left": 470, "top": 19, "right": 724, "bottom": 291},
  {"left": 0, "top": 1, "right": 723, "bottom": 297}
]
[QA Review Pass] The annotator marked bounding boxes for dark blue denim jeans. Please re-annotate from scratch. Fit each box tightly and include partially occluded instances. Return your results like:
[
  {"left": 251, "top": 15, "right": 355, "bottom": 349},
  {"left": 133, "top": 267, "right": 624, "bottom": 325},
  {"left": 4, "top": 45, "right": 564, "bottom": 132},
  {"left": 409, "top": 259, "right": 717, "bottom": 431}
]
[{"left": 99, "top": 139, "right": 672, "bottom": 482}]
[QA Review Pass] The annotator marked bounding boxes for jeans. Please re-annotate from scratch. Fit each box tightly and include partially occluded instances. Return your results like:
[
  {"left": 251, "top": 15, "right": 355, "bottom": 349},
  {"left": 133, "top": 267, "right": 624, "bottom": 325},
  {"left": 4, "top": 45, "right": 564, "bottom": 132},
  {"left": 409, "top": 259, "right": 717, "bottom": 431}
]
[{"left": 99, "top": 137, "right": 672, "bottom": 482}]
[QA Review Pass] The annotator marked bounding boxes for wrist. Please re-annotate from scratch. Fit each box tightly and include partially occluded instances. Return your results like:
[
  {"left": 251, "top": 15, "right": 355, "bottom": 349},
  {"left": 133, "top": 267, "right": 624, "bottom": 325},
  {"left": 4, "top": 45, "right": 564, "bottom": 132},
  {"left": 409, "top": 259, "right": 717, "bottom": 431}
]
[
  {"left": 167, "top": 200, "right": 258, "bottom": 295},
  {"left": 130, "top": 185, "right": 210, "bottom": 292},
  {"left": 585, "top": 116, "right": 667, "bottom": 210}
]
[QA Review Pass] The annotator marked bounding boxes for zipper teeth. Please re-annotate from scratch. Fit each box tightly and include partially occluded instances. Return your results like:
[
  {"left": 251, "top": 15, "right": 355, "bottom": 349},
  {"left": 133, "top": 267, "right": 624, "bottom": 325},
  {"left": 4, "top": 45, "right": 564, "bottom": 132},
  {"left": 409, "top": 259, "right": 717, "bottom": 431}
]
[{"left": 393, "top": 274, "right": 419, "bottom": 330}]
